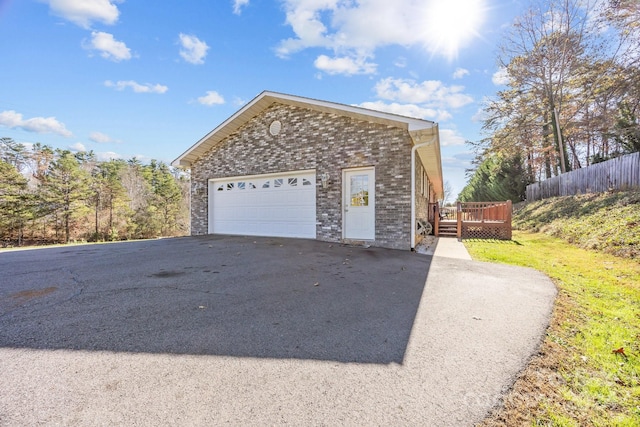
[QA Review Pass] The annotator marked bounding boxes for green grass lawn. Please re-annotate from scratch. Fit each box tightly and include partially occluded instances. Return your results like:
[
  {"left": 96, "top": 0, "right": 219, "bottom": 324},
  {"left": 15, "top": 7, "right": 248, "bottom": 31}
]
[{"left": 467, "top": 231, "right": 640, "bottom": 426}]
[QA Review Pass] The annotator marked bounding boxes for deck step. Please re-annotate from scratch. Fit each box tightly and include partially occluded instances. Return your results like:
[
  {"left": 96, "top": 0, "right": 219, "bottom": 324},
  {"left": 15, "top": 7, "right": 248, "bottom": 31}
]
[{"left": 437, "top": 221, "right": 458, "bottom": 237}]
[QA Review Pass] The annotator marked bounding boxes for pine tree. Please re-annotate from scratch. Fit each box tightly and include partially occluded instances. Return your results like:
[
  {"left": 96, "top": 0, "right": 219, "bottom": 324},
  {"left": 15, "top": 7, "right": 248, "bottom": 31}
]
[
  {"left": 98, "top": 159, "right": 130, "bottom": 240},
  {"left": 0, "top": 160, "right": 35, "bottom": 245},
  {"left": 148, "top": 161, "right": 183, "bottom": 236},
  {"left": 42, "top": 150, "right": 92, "bottom": 243}
]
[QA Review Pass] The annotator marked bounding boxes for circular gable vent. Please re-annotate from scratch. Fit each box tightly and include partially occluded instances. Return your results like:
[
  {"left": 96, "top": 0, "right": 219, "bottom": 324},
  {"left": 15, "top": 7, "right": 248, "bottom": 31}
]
[{"left": 269, "top": 120, "right": 282, "bottom": 136}]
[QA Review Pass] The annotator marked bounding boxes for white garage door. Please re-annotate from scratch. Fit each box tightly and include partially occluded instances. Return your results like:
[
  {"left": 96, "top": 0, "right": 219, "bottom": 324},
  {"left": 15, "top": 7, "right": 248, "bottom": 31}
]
[{"left": 209, "top": 170, "right": 316, "bottom": 239}]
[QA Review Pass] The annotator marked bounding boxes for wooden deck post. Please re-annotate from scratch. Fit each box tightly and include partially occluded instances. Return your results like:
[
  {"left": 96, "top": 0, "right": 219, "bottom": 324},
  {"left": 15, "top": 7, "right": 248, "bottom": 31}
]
[
  {"left": 456, "top": 201, "right": 462, "bottom": 239},
  {"left": 506, "top": 200, "right": 512, "bottom": 240}
]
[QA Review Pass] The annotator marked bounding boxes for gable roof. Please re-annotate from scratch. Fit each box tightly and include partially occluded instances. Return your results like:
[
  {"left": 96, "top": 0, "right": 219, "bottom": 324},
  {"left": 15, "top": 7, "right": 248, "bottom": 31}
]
[{"left": 172, "top": 90, "right": 443, "bottom": 198}]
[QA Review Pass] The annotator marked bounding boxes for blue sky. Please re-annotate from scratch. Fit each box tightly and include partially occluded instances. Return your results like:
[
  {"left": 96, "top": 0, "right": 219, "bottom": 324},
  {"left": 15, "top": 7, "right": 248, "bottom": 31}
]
[{"left": 0, "top": 0, "right": 526, "bottom": 197}]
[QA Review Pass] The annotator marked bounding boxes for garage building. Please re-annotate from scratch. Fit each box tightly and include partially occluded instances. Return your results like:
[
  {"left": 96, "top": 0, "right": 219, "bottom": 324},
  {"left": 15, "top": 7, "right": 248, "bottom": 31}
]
[{"left": 172, "top": 91, "right": 443, "bottom": 250}]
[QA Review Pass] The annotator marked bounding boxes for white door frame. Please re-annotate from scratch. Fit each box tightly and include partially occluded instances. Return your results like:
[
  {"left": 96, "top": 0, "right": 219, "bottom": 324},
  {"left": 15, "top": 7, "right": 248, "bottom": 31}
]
[{"left": 342, "top": 166, "right": 375, "bottom": 240}]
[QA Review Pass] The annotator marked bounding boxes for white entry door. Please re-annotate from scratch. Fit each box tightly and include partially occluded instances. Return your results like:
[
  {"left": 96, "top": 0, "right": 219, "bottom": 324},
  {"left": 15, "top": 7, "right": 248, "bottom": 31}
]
[{"left": 343, "top": 167, "right": 375, "bottom": 240}]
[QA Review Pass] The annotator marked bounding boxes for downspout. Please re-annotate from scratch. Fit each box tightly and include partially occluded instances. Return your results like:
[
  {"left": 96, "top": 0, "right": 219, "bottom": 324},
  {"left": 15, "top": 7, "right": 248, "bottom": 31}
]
[{"left": 411, "top": 133, "right": 438, "bottom": 251}]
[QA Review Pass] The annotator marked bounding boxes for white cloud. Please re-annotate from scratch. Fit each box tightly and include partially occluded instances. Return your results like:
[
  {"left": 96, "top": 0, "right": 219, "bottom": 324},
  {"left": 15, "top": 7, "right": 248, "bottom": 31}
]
[
  {"left": 452, "top": 67, "right": 469, "bottom": 79},
  {"left": 276, "top": 0, "right": 487, "bottom": 67},
  {"left": 89, "top": 131, "right": 120, "bottom": 143},
  {"left": 104, "top": 80, "right": 168, "bottom": 94},
  {"left": 351, "top": 77, "right": 475, "bottom": 127},
  {"left": 84, "top": 31, "right": 132, "bottom": 62},
  {"left": 374, "top": 77, "right": 474, "bottom": 109},
  {"left": 355, "top": 101, "right": 452, "bottom": 122},
  {"left": 178, "top": 33, "right": 209, "bottom": 65},
  {"left": 233, "top": 97, "right": 247, "bottom": 107},
  {"left": 233, "top": 0, "right": 249, "bottom": 15},
  {"left": 69, "top": 142, "right": 86, "bottom": 151},
  {"left": 394, "top": 56, "right": 407, "bottom": 68},
  {"left": 442, "top": 150, "right": 476, "bottom": 196},
  {"left": 0, "top": 110, "right": 72, "bottom": 137},
  {"left": 96, "top": 151, "right": 122, "bottom": 161},
  {"left": 45, "top": 0, "right": 121, "bottom": 29},
  {"left": 471, "top": 107, "right": 490, "bottom": 123},
  {"left": 197, "top": 91, "right": 225, "bottom": 106},
  {"left": 492, "top": 67, "right": 510, "bottom": 86},
  {"left": 439, "top": 128, "right": 467, "bottom": 146},
  {"left": 314, "top": 54, "right": 377, "bottom": 75},
  {"left": 131, "top": 154, "right": 151, "bottom": 162},
  {"left": 0, "top": 110, "right": 25, "bottom": 128}
]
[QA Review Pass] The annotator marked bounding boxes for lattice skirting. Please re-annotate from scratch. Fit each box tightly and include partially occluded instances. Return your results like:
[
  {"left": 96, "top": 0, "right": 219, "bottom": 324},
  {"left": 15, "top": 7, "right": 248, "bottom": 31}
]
[{"left": 461, "top": 223, "right": 512, "bottom": 240}]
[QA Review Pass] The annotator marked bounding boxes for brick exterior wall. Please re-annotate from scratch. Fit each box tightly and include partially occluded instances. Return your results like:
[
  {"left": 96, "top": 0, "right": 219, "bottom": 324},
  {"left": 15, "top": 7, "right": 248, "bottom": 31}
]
[{"left": 190, "top": 102, "right": 432, "bottom": 250}]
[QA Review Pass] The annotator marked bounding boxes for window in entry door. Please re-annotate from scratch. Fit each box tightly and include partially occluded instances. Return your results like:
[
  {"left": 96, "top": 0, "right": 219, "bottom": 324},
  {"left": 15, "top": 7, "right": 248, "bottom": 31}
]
[{"left": 350, "top": 175, "right": 369, "bottom": 206}]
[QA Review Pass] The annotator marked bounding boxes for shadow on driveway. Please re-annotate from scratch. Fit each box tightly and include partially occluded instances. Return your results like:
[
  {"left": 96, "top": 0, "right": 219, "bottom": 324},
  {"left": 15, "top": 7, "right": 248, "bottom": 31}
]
[{"left": 0, "top": 236, "right": 431, "bottom": 364}]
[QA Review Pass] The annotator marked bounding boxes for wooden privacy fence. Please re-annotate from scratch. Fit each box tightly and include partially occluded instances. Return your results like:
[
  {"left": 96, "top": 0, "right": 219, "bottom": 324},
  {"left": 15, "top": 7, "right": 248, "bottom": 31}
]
[{"left": 526, "top": 152, "right": 640, "bottom": 201}]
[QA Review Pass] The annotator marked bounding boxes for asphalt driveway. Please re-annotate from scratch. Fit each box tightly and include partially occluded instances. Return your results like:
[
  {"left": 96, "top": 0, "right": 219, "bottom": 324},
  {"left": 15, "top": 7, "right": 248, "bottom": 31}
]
[{"left": 0, "top": 235, "right": 556, "bottom": 426}]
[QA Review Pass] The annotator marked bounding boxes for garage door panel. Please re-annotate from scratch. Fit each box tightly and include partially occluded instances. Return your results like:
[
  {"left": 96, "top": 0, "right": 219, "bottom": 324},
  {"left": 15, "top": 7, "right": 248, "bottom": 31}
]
[
  {"left": 247, "top": 207, "right": 260, "bottom": 223},
  {"left": 256, "top": 193, "right": 268, "bottom": 204},
  {"left": 210, "top": 171, "right": 316, "bottom": 239},
  {"left": 284, "top": 191, "right": 298, "bottom": 204}
]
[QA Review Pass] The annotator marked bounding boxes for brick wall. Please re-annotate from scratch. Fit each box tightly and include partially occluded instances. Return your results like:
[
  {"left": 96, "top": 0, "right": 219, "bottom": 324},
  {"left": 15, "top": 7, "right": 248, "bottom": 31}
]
[{"left": 190, "top": 102, "right": 423, "bottom": 250}]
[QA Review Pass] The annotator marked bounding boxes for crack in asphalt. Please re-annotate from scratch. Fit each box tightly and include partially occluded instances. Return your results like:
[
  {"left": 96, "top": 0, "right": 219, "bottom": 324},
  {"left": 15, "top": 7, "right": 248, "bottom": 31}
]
[{"left": 80, "top": 284, "right": 237, "bottom": 297}]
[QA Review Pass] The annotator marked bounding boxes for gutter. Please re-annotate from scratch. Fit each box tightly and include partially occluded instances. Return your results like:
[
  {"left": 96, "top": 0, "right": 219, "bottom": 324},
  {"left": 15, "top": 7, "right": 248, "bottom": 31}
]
[{"left": 411, "top": 130, "right": 438, "bottom": 251}]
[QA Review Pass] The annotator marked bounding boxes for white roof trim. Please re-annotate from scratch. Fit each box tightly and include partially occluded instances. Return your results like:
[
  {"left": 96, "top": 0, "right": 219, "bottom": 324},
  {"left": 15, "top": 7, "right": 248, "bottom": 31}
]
[
  {"left": 260, "top": 91, "right": 436, "bottom": 132},
  {"left": 172, "top": 90, "right": 437, "bottom": 167}
]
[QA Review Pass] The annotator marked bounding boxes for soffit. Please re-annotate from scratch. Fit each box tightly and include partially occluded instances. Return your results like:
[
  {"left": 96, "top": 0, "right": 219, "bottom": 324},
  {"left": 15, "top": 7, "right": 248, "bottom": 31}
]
[{"left": 411, "top": 126, "right": 444, "bottom": 199}]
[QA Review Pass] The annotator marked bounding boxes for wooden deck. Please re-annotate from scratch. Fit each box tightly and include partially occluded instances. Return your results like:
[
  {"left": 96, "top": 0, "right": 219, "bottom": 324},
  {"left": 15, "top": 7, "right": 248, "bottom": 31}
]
[{"left": 427, "top": 201, "right": 512, "bottom": 240}]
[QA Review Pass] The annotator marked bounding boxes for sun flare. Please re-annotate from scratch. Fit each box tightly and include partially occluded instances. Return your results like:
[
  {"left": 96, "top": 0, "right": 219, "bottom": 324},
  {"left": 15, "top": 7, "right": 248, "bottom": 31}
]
[{"left": 423, "top": 0, "right": 487, "bottom": 60}]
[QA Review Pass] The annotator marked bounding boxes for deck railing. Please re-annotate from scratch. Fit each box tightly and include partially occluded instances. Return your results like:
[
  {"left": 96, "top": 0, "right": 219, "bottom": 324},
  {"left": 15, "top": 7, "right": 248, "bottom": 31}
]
[
  {"left": 457, "top": 201, "right": 512, "bottom": 240},
  {"left": 428, "top": 201, "right": 512, "bottom": 240}
]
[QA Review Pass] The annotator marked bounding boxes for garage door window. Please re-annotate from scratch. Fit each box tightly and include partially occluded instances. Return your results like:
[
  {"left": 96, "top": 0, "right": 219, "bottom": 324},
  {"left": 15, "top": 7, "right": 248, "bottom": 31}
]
[{"left": 216, "top": 178, "right": 312, "bottom": 192}]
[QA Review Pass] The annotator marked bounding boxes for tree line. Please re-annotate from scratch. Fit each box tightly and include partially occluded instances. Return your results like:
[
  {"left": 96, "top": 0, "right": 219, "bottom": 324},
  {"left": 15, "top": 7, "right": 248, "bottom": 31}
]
[
  {"left": 0, "top": 137, "right": 189, "bottom": 246},
  {"left": 460, "top": 0, "right": 640, "bottom": 202}
]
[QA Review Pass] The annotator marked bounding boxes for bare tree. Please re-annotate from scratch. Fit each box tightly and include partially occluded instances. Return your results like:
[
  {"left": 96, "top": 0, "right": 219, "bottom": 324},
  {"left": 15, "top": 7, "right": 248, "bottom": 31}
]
[
  {"left": 498, "top": 0, "right": 598, "bottom": 176},
  {"left": 477, "top": 0, "right": 640, "bottom": 189},
  {"left": 442, "top": 180, "right": 454, "bottom": 206}
]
